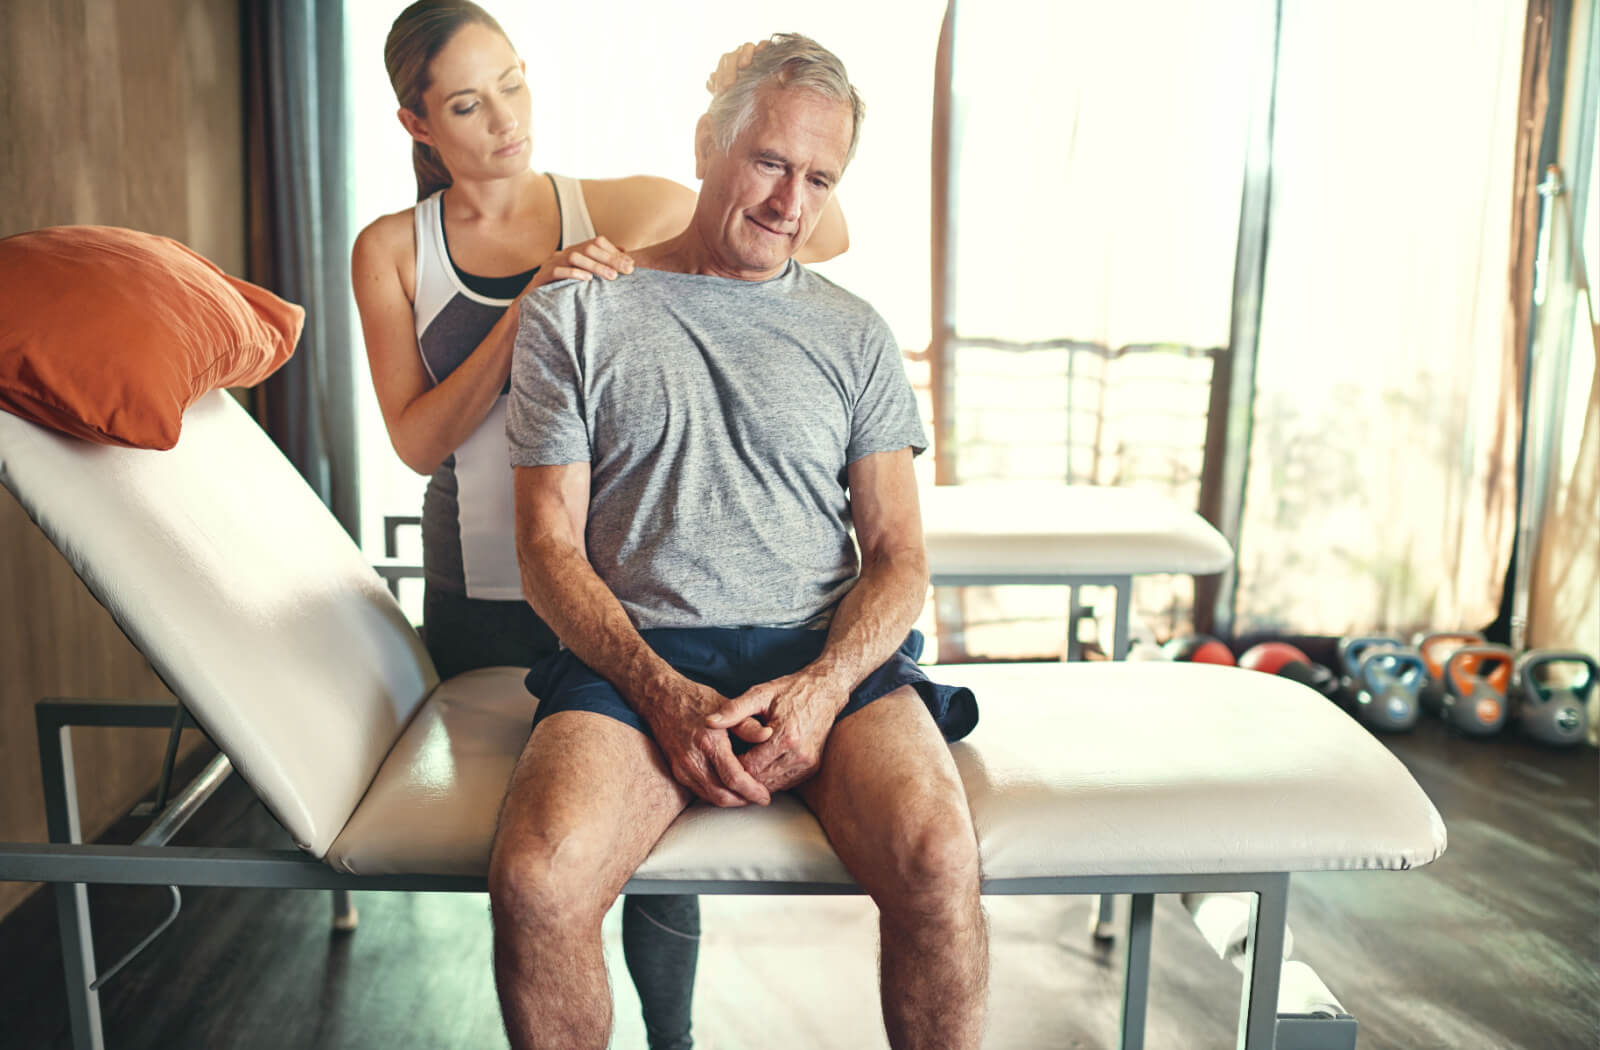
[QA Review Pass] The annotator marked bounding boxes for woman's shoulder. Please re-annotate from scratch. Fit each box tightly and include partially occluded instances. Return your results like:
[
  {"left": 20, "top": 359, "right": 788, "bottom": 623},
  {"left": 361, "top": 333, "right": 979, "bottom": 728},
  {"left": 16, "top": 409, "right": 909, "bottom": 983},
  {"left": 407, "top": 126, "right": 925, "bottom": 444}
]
[
  {"left": 352, "top": 205, "right": 421, "bottom": 297},
  {"left": 354, "top": 205, "right": 419, "bottom": 256},
  {"left": 577, "top": 175, "right": 696, "bottom": 249}
]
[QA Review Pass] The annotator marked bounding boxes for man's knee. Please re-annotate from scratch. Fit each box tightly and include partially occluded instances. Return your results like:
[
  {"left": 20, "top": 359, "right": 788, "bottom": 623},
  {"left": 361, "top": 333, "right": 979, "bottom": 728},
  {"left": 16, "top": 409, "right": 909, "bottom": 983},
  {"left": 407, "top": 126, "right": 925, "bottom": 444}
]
[
  {"left": 488, "top": 826, "right": 613, "bottom": 934},
  {"left": 878, "top": 809, "right": 982, "bottom": 911}
]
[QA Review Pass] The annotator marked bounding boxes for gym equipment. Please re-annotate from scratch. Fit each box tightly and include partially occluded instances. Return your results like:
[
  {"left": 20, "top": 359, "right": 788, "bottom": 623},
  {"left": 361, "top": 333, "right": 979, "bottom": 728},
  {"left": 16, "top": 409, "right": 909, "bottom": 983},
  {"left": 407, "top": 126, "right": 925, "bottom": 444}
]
[
  {"left": 1126, "top": 640, "right": 1167, "bottom": 662},
  {"left": 1414, "top": 631, "right": 1484, "bottom": 713},
  {"left": 1335, "top": 635, "right": 1402, "bottom": 704},
  {"left": 1239, "top": 641, "right": 1312, "bottom": 674},
  {"left": 1276, "top": 659, "right": 1341, "bottom": 699},
  {"left": 918, "top": 482, "right": 1234, "bottom": 661},
  {"left": 1349, "top": 645, "right": 1427, "bottom": 732},
  {"left": 1240, "top": 642, "right": 1341, "bottom": 701},
  {"left": 918, "top": 485, "right": 1237, "bottom": 944},
  {"left": 1180, "top": 891, "right": 1360, "bottom": 1049},
  {"left": 1185, "top": 891, "right": 1296, "bottom": 963},
  {"left": 1163, "top": 634, "right": 1236, "bottom": 665},
  {"left": 1440, "top": 643, "right": 1515, "bottom": 736},
  {"left": 1510, "top": 650, "right": 1597, "bottom": 746}
]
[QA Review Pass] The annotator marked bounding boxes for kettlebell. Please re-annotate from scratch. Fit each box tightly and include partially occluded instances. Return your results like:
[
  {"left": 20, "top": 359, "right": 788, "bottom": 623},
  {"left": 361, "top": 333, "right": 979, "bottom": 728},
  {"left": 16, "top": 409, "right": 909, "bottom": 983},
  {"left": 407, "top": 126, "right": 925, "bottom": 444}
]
[
  {"left": 1440, "top": 643, "right": 1515, "bottom": 736},
  {"left": 1414, "top": 631, "right": 1484, "bottom": 714},
  {"left": 1336, "top": 635, "right": 1403, "bottom": 705},
  {"left": 1351, "top": 645, "right": 1426, "bottom": 732},
  {"left": 1510, "top": 650, "right": 1597, "bottom": 746}
]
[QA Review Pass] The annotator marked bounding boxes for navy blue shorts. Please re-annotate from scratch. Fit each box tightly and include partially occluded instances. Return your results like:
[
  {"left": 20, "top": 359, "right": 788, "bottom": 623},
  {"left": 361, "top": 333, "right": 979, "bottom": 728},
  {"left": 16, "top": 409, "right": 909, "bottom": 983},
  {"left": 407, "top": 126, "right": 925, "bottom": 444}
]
[{"left": 524, "top": 627, "right": 979, "bottom": 747}]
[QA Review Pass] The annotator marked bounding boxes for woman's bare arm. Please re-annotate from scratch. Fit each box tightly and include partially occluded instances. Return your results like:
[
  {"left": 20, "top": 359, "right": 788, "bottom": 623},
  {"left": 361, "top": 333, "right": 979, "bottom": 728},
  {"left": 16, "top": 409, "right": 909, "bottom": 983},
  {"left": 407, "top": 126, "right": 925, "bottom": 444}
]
[{"left": 352, "top": 210, "right": 633, "bottom": 475}]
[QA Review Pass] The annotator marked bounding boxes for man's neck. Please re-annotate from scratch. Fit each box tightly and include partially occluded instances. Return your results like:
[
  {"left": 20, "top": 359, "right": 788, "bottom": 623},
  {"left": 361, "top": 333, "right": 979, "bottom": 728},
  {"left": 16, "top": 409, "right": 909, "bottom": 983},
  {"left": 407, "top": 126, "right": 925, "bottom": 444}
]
[{"left": 631, "top": 228, "right": 787, "bottom": 282}]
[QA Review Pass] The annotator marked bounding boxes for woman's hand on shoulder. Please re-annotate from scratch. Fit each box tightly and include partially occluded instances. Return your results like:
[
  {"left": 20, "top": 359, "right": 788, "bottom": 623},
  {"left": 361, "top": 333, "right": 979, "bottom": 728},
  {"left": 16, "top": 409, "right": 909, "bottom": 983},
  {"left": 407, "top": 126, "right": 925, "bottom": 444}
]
[
  {"left": 707, "top": 40, "right": 767, "bottom": 95},
  {"left": 525, "top": 236, "right": 635, "bottom": 293}
]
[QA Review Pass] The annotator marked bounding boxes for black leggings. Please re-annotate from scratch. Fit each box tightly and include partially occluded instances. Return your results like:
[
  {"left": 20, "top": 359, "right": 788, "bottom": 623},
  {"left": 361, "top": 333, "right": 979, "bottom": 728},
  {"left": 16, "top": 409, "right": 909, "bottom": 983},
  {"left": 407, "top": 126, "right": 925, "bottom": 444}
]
[{"left": 424, "top": 585, "right": 698, "bottom": 1050}]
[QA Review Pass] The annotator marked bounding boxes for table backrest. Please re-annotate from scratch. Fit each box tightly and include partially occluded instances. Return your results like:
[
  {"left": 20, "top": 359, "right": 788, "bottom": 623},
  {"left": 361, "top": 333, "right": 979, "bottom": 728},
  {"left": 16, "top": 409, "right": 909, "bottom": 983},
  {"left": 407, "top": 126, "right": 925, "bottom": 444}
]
[{"left": 0, "top": 392, "right": 438, "bottom": 857}]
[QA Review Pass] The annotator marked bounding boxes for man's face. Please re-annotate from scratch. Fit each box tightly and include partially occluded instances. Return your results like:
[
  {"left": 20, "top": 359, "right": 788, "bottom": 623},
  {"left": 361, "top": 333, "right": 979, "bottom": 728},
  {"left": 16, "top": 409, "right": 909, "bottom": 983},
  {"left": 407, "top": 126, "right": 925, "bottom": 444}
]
[{"left": 694, "top": 85, "right": 853, "bottom": 281}]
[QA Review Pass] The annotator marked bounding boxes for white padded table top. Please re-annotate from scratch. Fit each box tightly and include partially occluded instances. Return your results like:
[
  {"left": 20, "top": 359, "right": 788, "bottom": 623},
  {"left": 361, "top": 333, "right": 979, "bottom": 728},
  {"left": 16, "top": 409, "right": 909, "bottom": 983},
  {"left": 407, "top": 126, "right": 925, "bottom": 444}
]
[
  {"left": 327, "top": 662, "right": 1446, "bottom": 882},
  {"left": 920, "top": 483, "right": 1234, "bottom": 578},
  {"left": 0, "top": 393, "right": 437, "bottom": 859}
]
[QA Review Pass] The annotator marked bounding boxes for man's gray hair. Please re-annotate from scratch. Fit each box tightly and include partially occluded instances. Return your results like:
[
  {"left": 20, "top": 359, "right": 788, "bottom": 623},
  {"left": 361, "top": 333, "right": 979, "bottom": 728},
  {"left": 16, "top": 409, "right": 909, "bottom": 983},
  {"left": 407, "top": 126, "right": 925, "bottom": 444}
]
[{"left": 706, "top": 33, "right": 865, "bottom": 169}]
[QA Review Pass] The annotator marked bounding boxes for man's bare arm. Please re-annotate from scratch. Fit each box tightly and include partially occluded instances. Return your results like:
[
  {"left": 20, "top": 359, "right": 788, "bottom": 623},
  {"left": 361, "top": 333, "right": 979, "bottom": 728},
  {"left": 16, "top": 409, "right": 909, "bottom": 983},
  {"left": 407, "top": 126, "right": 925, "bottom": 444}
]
[
  {"left": 514, "top": 463, "right": 771, "bottom": 807},
  {"left": 706, "top": 447, "right": 928, "bottom": 790},
  {"left": 809, "top": 447, "right": 930, "bottom": 689}
]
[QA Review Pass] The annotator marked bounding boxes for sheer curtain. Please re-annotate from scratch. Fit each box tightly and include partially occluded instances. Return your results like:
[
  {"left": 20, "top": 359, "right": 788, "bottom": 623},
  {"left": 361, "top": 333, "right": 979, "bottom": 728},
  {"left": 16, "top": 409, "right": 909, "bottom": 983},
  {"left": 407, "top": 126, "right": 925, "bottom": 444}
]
[{"left": 1234, "top": 0, "right": 1527, "bottom": 636}]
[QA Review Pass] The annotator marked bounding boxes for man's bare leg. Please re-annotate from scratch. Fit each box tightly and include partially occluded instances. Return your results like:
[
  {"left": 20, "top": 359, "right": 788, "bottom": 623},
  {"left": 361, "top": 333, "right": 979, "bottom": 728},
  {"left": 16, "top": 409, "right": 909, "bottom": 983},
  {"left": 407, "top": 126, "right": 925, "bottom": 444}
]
[
  {"left": 488, "top": 711, "right": 691, "bottom": 1050},
  {"left": 798, "top": 687, "right": 988, "bottom": 1049}
]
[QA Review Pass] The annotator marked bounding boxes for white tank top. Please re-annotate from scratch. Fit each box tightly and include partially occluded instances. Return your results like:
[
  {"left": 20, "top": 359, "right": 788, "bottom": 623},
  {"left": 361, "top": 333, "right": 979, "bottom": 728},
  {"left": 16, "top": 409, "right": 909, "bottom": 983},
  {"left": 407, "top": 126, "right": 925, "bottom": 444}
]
[{"left": 411, "top": 173, "right": 597, "bottom": 599}]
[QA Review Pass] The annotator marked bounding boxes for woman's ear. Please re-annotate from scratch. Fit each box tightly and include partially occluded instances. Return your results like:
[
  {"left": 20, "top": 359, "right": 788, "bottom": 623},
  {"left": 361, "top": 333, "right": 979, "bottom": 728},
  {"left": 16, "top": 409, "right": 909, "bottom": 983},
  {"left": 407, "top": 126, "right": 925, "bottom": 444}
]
[{"left": 398, "top": 107, "right": 433, "bottom": 147}]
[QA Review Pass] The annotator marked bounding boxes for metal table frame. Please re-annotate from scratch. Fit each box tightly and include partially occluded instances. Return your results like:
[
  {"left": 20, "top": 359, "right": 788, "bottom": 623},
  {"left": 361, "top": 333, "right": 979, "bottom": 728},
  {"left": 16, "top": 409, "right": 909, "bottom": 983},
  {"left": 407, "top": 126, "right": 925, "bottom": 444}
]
[{"left": 932, "top": 570, "right": 1136, "bottom": 661}]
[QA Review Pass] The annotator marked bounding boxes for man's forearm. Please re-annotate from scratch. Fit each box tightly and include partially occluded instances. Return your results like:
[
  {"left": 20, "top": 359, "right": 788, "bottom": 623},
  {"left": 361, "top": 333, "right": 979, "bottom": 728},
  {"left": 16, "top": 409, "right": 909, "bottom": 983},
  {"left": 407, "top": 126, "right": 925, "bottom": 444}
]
[
  {"left": 519, "top": 538, "right": 682, "bottom": 712},
  {"left": 809, "top": 545, "right": 930, "bottom": 695}
]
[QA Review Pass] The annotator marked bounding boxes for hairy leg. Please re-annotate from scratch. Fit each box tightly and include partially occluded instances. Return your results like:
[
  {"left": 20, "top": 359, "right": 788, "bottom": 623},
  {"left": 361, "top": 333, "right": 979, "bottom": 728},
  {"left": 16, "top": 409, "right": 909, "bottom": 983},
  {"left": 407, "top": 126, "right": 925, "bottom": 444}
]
[
  {"left": 798, "top": 687, "right": 988, "bottom": 1050},
  {"left": 488, "top": 711, "right": 690, "bottom": 1050}
]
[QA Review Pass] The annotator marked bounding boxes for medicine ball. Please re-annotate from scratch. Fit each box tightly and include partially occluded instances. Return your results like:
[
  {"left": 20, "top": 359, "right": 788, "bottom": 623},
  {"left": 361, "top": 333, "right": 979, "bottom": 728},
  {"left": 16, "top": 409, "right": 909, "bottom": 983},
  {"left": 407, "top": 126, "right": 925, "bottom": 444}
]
[
  {"left": 1162, "top": 635, "right": 1236, "bottom": 666},
  {"left": 1239, "top": 641, "right": 1311, "bottom": 675}
]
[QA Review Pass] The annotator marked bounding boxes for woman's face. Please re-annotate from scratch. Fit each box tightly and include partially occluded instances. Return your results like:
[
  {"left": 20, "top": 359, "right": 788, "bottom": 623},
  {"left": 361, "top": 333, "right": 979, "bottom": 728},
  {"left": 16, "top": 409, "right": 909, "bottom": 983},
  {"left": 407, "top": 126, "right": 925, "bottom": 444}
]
[{"left": 409, "top": 22, "right": 532, "bottom": 181}]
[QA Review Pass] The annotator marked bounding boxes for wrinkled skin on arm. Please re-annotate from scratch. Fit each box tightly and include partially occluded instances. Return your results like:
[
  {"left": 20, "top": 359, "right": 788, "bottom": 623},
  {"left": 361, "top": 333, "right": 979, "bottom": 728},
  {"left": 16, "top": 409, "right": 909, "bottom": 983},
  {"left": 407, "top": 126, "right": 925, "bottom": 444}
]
[
  {"left": 705, "top": 447, "right": 928, "bottom": 792},
  {"left": 513, "top": 462, "right": 773, "bottom": 807}
]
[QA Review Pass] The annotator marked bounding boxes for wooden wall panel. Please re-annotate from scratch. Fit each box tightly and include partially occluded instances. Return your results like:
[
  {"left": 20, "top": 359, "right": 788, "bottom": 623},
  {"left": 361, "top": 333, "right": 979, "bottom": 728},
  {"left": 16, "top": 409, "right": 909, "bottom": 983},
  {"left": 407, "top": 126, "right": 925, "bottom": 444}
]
[
  {"left": 0, "top": 0, "right": 246, "bottom": 921},
  {"left": 0, "top": 0, "right": 244, "bottom": 268}
]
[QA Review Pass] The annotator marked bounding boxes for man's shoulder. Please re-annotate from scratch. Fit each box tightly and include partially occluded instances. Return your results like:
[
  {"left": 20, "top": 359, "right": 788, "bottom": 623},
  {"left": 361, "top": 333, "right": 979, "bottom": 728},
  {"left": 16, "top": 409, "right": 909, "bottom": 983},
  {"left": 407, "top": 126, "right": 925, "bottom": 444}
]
[
  {"left": 787, "top": 263, "right": 893, "bottom": 337},
  {"left": 521, "top": 275, "right": 587, "bottom": 312},
  {"left": 519, "top": 271, "right": 628, "bottom": 326},
  {"left": 520, "top": 264, "right": 890, "bottom": 341},
  {"left": 516, "top": 270, "right": 677, "bottom": 358},
  {"left": 788, "top": 261, "right": 862, "bottom": 304},
  {"left": 526, "top": 268, "right": 676, "bottom": 310}
]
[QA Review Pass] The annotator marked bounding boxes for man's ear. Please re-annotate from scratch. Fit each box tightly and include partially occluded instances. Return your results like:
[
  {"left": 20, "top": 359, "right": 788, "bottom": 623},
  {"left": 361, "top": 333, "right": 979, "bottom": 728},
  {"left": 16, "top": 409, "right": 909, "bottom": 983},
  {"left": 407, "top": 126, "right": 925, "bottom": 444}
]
[
  {"left": 398, "top": 107, "right": 433, "bottom": 147},
  {"left": 694, "top": 113, "right": 714, "bottom": 181}
]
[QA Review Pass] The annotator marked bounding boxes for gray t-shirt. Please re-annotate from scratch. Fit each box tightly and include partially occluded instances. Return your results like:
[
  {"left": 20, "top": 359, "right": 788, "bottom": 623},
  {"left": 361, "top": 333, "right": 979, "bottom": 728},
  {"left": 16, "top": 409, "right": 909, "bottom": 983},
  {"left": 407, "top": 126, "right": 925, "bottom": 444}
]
[{"left": 507, "top": 261, "right": 927, "bottom": 631}]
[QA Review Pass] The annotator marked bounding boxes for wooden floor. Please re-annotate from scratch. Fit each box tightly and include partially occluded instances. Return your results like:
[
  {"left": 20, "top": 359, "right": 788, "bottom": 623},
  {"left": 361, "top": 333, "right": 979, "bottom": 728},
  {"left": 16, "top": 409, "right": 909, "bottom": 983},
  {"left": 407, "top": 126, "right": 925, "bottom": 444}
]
[{"left": 1, "top": 714, "right": 1596, "bottom": 1050}]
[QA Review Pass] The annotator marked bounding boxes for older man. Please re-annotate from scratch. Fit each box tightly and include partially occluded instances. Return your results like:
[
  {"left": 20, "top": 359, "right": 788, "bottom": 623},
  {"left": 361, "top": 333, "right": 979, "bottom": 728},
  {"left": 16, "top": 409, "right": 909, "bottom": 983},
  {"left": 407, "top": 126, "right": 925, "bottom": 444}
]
[{"left": 493, "top": 34, "right": 986, "bottom": 1050}]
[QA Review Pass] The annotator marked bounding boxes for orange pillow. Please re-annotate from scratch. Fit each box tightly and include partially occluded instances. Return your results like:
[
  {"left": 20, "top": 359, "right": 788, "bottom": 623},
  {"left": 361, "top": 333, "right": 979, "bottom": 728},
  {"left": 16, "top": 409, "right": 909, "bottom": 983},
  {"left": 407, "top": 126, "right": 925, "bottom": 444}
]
[{"left": 0, "top": 225, "right": 303, "bottom": 449}]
